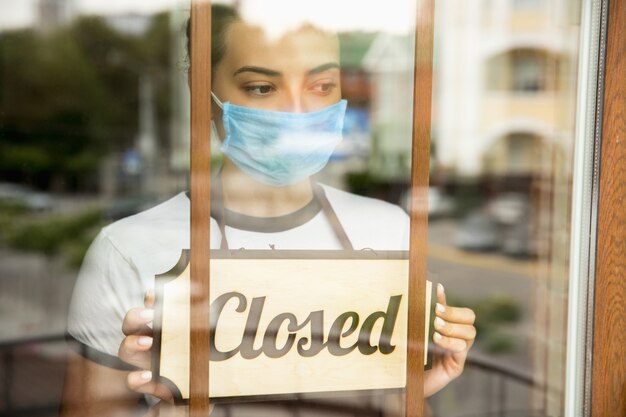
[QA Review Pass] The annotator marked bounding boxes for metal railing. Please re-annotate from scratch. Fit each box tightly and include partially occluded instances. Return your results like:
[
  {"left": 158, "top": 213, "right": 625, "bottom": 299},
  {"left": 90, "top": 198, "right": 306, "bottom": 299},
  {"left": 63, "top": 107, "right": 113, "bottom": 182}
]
[{"left": 0, "top": 335, "right": 549, "bottom": 417}]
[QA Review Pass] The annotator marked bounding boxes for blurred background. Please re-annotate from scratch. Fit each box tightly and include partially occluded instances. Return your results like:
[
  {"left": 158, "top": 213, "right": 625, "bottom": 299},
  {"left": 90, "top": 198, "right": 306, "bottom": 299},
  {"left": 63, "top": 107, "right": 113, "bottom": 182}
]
[{"left": 0, "top": 0, "right": 582, "bottom": 416}]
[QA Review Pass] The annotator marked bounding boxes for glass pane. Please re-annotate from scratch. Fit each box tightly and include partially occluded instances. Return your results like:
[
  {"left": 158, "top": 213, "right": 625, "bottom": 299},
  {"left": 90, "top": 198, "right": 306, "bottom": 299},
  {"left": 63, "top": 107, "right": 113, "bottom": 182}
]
[
  {"left": 426, "top": 0, "right": 584, "bottom": 416},
  {"left": 0, "top": 0, "right": 593, "bottom": 416},
  {"left": 0, "top": 0, "right": 187, "bottom": 415},
  {"left": 2, "top": 0, "right": 423, "bottom": 415},
  {"left": 184, "top": 0, "right": 419, "bottom": 415}
]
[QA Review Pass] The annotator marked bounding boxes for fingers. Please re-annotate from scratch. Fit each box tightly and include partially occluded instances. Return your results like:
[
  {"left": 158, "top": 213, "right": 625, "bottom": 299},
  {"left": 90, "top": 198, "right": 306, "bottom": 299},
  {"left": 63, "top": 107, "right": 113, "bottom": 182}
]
[
  {"left": 127, "top": 371, "right": 174, "bottom": 402},
  {"left": 435, "top": 302, "right": 476, "bottom": 325},
  {"left": 120, "top": 292, "right": 155, "bottom": 369},
  {"left": 434, "top": 316, "right": 476, "bottom": 341},
  {"left": 144, "top": 288, "right": 155, "bottom": 308},
  {"left": 432, "top": 331, "right": 467, "bottom": 353},
  {"left": 433, "top": 284, "right": 476, "bottom": 352},
  {"left": 122, "top": 307, "right": 154, "bottom": 337},
  {"left": 437, "top": 283, "right": 447, "bottom": 306},
  {"left": 120, "top": 289, "right": 161, "bottom": 399},
  {"left": 118, "top": 335, "right": 152, "bottom": 369}
]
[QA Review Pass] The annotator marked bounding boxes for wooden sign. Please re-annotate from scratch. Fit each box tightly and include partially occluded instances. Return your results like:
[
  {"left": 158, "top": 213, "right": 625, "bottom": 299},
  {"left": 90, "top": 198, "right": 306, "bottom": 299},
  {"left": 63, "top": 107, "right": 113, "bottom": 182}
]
[{"left": 153, "top": 250, "right": 432, "bottom": 403}]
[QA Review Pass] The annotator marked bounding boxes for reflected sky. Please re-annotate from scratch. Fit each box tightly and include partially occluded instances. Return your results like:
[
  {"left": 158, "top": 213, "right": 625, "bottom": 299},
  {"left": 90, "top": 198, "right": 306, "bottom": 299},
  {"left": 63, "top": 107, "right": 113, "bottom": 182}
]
[
  {"left": 0, "top": 0, "right": 416, "bottom": 34},
  {"left": 241, "top": 0, "right": 415, "bottom": 35},
  {"left": 0, "top": 0, "right": 178, "bottom": 29}
]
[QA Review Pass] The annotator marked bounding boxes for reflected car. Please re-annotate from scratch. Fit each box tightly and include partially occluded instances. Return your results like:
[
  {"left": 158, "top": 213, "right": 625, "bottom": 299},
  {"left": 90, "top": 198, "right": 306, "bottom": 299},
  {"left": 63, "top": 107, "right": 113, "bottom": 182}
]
[
  {"left": 400, "top": 187, "right": 454, "bottom": 218},
  {"left": 487, "top": 192, "right": 529, "bottom": 225},
  {"left": 455, "top": 210, "right": 500, "bottom": 251},
  {"left": 0, "top": 182, "right": 54, "bottom": 211},
  {"left": 502, "top": 216, "right": 539, "bottom": 258},
  {"left": 428, "top": 187, "right": 454, "bottom": 218}
]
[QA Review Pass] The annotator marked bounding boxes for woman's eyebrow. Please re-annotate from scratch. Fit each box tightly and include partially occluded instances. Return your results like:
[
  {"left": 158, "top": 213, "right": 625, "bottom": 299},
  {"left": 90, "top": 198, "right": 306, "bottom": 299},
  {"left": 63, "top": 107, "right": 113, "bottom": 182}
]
[
  {"left": 233, "top": 66, "right": 281, "bottom": 77},
  {"left": 307, "top": 62, "right": 340, "bottom": 76},
  {"left": 232, "top": 62, "right": 340, "bottom": 77}
]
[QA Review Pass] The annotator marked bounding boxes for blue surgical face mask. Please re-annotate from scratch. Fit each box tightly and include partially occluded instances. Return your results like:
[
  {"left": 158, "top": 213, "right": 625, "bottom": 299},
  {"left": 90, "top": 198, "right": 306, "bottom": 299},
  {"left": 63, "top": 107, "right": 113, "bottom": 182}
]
[{"left": 212, "top": 92, "right": 347, "bottom": 187}]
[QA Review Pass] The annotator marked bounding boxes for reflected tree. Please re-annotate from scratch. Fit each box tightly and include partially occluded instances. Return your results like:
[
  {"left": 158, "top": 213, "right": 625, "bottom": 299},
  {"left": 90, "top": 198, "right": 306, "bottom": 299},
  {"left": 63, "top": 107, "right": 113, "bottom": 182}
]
[{"left": 0, "top": 12, "right": 173, "bottom": 193}]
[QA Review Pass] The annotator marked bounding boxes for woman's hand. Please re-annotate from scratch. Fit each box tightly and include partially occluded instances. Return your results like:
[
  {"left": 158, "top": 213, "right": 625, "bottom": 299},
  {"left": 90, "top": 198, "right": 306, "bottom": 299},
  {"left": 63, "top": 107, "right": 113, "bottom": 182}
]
[
  {"left": 118, "top": 289, "right": 174, "bottom": 402},
  {"left": 121, "top": 285, "right": 474, "bottom": 402},
  {"left": 424, "top": 284, "right": 476, "bottom": 398}
]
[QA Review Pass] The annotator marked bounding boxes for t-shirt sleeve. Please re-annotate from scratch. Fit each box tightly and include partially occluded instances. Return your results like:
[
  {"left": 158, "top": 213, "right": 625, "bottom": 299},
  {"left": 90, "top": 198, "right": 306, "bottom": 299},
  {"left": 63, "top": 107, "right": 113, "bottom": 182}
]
[{"left": 66, "top": 229, "right": 144, "bottom": 369}]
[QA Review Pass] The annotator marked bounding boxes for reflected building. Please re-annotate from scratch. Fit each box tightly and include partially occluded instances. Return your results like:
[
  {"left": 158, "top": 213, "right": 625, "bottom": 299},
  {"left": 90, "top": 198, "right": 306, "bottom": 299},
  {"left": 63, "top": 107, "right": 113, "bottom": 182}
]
[
  {"left": 433, "top": 1, "right": 579, "bottom": 416},
  {"left": 104, "top": 13, "right": 152, "bottom": 36},
  {"left": 358, "top": 1, "right": 581, "bottom": 415},
  {"left": 435, "top": 0, "right": 578, "bottom": 186},
  {"left": 37, "top": 0, "right": 75, "bottom": 32},
  {"left": 363, "top": 33, "right": 415, "bottom": 183}
]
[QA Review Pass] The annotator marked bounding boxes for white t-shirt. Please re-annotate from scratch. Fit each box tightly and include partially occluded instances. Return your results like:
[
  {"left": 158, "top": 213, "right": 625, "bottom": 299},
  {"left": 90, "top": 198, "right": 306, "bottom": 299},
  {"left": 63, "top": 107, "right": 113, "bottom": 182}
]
[{"left": 67, "top": 184, "right": 409, "bottom": 367}]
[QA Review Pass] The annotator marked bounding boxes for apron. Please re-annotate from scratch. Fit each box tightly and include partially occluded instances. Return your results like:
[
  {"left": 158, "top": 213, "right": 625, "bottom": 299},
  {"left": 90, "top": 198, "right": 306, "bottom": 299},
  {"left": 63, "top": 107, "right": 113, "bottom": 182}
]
[{"left": 209, "top": 177, "right": 354, "bottom": 251}]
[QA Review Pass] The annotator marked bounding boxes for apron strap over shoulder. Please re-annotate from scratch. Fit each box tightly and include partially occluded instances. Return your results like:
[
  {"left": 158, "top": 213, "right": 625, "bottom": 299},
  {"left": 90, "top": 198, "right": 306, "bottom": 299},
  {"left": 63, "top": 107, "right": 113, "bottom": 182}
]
[{"left": 211, "top": 176, "right": 354, "bottom": 251}]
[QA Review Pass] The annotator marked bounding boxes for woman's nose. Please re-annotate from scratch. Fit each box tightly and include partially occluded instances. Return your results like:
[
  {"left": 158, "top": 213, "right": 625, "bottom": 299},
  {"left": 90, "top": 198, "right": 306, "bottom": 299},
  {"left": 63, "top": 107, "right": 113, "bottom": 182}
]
[{"left": 281, "top": 88, "right": 305, "bottom": 113}]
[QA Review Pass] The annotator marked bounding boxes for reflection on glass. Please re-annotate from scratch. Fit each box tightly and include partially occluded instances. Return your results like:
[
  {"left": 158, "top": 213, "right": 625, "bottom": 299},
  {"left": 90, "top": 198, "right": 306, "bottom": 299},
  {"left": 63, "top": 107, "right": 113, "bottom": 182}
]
[
  {"left": 0, "top": 0, "right": 584, "bottom": 416},
  {"left": 0, "top": 0, "right": 186, "bottom": 415},
  {"left": 428, "top": 0, "right": 581, "bottom": 416}
]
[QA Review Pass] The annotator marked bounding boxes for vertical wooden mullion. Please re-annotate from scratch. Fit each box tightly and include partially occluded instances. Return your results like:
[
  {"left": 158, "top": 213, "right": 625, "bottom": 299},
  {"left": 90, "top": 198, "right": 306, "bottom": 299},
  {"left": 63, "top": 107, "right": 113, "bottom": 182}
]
[
  {"left": 591, "top": 0, "right": 626, "bottom": 414},
  {"left": 190, "top": 1, "right": 212, "bottom": 415},
  {"left": 406, "top": 0, "right": 435, "bottom": 415}
]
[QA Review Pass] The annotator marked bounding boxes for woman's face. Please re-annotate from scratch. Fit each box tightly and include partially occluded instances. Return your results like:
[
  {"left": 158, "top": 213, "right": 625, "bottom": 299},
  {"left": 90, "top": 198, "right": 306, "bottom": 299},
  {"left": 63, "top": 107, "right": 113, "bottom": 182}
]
[{"left": 212, "top": 21, "right": 342, "bottom": 114}]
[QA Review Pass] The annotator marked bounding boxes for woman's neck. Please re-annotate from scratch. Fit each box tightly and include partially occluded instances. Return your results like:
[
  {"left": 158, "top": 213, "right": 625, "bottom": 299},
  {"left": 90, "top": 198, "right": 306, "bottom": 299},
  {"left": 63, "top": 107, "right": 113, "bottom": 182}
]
[{"left": 220, "top": 160, "right": 314, "bottom": 217}]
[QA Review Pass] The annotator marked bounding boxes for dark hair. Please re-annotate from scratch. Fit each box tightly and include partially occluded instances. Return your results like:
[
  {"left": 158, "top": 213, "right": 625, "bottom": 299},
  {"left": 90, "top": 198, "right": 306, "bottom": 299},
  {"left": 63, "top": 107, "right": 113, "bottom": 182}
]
[{"left": 185, "top": 4, "right": 240, "bottom": 71}]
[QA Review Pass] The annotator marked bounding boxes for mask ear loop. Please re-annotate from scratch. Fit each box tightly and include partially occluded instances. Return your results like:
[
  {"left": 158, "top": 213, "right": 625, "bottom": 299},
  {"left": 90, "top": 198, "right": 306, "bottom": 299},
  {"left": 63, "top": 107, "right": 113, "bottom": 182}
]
[
  {"left": 211, "top": 91, "right": 224, "bottom": 109},
  {"left": 210, "top": 91, "right": 224, "bottom": 142}
]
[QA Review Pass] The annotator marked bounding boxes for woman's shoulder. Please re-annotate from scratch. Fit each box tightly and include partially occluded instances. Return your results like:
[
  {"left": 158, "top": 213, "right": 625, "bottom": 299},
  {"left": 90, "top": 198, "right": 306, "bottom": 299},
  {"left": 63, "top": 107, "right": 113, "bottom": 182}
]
[
  {"left": 103, "top": 192, "right": 189, "bottom": 235},
  {"left": 319, "top": 184, "right": 409, "bottom": 250},
  {"left": 96, "top": 192, "right": 191, "bottom": 276},
  {"left": 319, "top": 184, "right": 408, "bottom": 218}
]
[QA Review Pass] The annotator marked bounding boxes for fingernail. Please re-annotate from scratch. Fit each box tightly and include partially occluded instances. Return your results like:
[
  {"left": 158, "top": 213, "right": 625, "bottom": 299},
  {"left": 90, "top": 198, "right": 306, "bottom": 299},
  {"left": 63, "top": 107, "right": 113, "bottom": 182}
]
[
  {"left": 436, "top": 303, "right": 446, "bottom": 314},
  {"left": 141, "top": 371, "right": 152, "bottom": 381},
  {"left": 138, "top": 336, "right": 153, "bottom": 347},
  {"left": 140, "top": 309, "right": 154, "bottom": 321},
  {"left": 438, "top": 283, "right": 445, "bottom": 294},
  {"left": 435, "top": 317, "right": 446, "bottom": 328},
  {"left": 433, "top": 332, "right": 442, "bottom": 341}
]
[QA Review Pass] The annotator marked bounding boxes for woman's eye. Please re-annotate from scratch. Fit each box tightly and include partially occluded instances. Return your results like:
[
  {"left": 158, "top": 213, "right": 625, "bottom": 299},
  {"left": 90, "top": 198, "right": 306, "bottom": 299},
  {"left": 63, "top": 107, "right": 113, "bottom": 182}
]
[
  {"left": 245, "top": 85, "right": 275, "bottom": 96},
  {"left": 310, "top": 82, "right": 337, "bottom": 95}
]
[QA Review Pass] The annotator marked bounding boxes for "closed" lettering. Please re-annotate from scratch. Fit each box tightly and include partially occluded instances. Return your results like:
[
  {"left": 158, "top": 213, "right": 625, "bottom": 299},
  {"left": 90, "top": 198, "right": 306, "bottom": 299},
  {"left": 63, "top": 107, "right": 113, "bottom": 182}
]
[{"left": 208, "top": 293, "right": 402, "bottom": 361}]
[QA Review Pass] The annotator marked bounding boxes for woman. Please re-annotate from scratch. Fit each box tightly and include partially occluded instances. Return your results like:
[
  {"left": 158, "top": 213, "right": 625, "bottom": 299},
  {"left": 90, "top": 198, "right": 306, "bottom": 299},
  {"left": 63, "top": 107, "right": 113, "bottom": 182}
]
[{"left": 61, "top": 5, "right": 476, "bottom": 416}]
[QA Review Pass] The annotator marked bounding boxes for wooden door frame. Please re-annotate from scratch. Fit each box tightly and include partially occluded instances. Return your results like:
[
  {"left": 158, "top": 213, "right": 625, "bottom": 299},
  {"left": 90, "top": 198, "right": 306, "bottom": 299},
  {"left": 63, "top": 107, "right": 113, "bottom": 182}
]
[
  {"left": 591, "top": 0, "right": 626, "bottom": 414},
  {"left": 408, "top": 0, "right": 436, "bottom": 415},
  {"left": 189, "top": 2, "right": 212, "bottom": 416}
]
